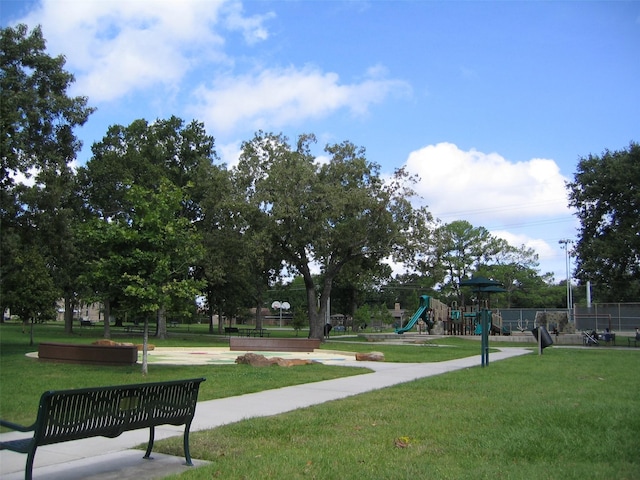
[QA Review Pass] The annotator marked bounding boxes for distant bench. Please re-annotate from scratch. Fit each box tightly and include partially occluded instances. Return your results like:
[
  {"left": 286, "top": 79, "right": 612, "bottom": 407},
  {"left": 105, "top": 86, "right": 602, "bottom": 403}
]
[
  {"left": 628, "top": 336, "right": 640, "bottom": 347},
  {"left": 0, "top": 378, "right": 206, "bottom": 480},
  {"left": 38, "top": 342, "right": 138, "bottom": 366},
  {"left": 224, "top": 327, "right": 271, "bottom": 337},
  {"left": 230, "top": 337, "right": 321, "bottom": 352},
  {"left": 124, "top": 325, "right": 145, "bottom": 334}
]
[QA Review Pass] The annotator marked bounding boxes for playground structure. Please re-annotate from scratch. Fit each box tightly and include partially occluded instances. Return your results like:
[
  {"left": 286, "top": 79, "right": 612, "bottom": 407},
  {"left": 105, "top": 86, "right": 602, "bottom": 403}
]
[
  {"left": 444, "top": 302, "right": 505, "bottom": 336},
  {"left": 395, "top": 295, "right": 431, "bottom": 334},
  {"left": 394, "top": 294, "right": 505, "bottom": 336}
]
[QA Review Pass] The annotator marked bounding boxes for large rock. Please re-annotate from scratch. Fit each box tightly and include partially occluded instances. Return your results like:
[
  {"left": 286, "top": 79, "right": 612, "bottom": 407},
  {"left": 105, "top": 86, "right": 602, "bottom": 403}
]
[
  {"left": 275, "top": 358, "right": 316, "bottom": 367},
  {"left": 355, "top": 351, "right": 385, "bottom": 362},
  {"left": 235, "top": 352, "right": 315, "bottom": 367}
]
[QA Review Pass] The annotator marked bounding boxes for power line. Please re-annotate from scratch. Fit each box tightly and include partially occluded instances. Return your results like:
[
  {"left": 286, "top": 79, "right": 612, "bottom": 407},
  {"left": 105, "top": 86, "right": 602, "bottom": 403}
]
[{"left": 431, "top": 199, "right": 572, "bottom": 220}]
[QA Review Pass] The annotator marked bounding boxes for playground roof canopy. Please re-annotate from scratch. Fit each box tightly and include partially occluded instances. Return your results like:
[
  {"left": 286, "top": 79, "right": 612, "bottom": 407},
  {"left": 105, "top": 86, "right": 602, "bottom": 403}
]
[{"left": 460, "top": 276, "right": 503, "bottom": 290}]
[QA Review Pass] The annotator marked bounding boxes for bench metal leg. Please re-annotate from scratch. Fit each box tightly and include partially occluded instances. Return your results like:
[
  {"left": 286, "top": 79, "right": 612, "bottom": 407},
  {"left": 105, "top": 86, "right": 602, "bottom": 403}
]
[
  {"left": 143, "top": 426, "right": 155, "bottom": 460},
  {"left": 25, "top": 447, "right": 36, "bottom": 480},
  {"left": 183, "top": 421, "right": 194, "bottom": 466}
]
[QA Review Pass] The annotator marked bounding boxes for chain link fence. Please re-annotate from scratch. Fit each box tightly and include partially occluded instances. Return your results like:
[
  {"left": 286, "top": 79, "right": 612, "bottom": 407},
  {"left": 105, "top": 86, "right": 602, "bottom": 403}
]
[{"left": 495, "top": 304, "right": 640, "bottom": 333}]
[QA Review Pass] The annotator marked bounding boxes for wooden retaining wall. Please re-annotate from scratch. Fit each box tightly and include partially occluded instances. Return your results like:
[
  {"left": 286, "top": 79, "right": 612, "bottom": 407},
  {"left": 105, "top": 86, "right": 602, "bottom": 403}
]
[{"left": 38, "top": 342, "right": 138, "bottom": 366}]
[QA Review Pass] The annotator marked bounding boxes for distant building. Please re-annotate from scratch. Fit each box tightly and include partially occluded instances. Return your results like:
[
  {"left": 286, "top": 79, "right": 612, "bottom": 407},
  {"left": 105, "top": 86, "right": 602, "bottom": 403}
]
[{"left": 56, "top": 301, "right": 103, "bottom": 324}]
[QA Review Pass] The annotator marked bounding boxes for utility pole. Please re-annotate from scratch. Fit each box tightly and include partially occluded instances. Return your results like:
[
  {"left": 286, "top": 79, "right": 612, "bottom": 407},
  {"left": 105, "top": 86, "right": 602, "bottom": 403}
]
[{"left": 558, "top": 239, "right": 573, "bottom": 323}]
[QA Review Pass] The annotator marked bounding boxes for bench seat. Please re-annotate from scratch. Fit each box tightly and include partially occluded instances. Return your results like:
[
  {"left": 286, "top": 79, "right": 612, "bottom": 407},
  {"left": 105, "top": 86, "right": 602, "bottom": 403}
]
[
  {"left": 124, "top": 325, "right": 145, "bottom": 334},
  {"left": 0, "top": 378, "right": 205, "bottom": 480}
]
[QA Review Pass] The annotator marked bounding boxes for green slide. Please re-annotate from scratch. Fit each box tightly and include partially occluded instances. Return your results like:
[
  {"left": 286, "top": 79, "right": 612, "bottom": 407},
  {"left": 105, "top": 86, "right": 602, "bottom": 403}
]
[{"left": 395, "top": 295, "right": 430, "bottom": 334}]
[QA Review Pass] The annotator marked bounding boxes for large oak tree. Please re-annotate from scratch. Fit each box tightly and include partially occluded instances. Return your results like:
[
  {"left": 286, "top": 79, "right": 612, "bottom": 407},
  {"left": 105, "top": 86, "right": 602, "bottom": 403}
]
[
  {"left": 234, "top": 132, "right": 426, "bottom": 339},
  {"left": 1, "top": 24, "right": 94, "bottom": 329},
  {"left": 567, "top": 142, "right": 640, "bottom": 302},
  {"left": 78, "top": 117, "right": 216, "bottom": 337}
]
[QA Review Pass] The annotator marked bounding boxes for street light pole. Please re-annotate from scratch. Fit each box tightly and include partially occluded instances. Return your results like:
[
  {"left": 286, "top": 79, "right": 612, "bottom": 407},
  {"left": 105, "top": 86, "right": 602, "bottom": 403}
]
[
  {"left": 559, "top": 239, "right": 573, "bottom": 323},
  {"left": 271, "top": 301, "right": 290, "bottom": 328}
]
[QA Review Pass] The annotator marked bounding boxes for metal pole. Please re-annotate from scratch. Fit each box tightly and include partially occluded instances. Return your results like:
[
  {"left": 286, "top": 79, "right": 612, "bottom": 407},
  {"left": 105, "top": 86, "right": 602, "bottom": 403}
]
[
  {"left": 559, "top": 239, "right": 572, "bottom": 324},
  {"left": 568, "top": 250, "right": 573, "bottom": 323},
  {"left": 481, "top": 309, "right": 490, "bottom": 367}
]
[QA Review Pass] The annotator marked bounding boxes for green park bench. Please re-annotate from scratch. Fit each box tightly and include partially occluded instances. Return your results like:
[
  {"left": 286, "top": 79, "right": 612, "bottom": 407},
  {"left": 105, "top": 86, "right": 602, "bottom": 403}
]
[
  {"left": 124, "top": 324, "right": 145, "bottom": 333},
  {"left": 0, "top": 377, "right": 205, "bottom": 480}
]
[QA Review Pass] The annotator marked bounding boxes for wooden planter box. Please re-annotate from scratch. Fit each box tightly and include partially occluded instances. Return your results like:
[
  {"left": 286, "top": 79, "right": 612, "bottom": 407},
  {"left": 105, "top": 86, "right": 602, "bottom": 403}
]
[
  {"left": 38, "top": 342, "right": 138, "bottom": 366},
  {"left": 229, "top": 337, "right": 321, "bottom": 352}
]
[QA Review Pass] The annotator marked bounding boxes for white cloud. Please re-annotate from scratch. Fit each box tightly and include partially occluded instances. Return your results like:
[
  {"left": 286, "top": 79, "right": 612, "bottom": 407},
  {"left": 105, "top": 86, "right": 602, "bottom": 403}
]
[
  {"left": 9, "top": 167, "right": 38, "bottom": 187},
  {"left": 221, "top": 1, "right": 275, "bottom": 44},
  {"left": 491, "top": 229, "right": 555, "bottom": 261},
  {"left": 218, "top": 141, "right": 242, "bottom": 169},
  {"left": 405, "top": 142, "right": 571, "bottom": 224},
  {"left": 402, "top": 142, "right": 578, "bottom": 279},
  {"left": 190, "top": 65, "right": 410, "bottom": 133},
  {"left": 16, "top": 0, "right": 271, "bottom": 102}
]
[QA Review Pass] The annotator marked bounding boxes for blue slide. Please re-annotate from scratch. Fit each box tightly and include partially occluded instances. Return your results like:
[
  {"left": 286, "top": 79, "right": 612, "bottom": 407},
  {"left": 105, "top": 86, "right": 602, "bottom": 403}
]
[{"left": 395, "top": 295, "right": 430, "bottom": 334}]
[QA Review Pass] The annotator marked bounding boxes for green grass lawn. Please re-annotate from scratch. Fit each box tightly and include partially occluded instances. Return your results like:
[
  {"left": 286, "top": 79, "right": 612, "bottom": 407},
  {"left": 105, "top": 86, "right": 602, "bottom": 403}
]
[
  {"left": 157, "top": 347, "right": 640, "bottom": 480},
  {"left": 0, "top": 323, "right": 365, "bottom": 426},
  {"left": 0, "top": 323, "right": 480, "bottom": 426},
  {"left": 1, "top": 322, "right": 638, "bottom": 479},
  {"left": 324, "top": 335, "right": 494, "bottom": 362}
]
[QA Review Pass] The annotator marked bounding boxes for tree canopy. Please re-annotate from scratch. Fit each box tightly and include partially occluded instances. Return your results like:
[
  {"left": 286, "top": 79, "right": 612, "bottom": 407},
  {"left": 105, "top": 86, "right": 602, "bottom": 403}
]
[
  {"left": 78, "top": 117, "right": 218, "bottom": 339},
  {"left": 234, "top": 132, "right": 428, "bottom": 339},
  {"left": 567, "top": 142, "right": 640, "bottom": 302},
  {"left": 1, "top": 24, "right": 94, "bottom": 326},
  {"left": 1, "top": 25, "right": 589, "bottom": 337}
]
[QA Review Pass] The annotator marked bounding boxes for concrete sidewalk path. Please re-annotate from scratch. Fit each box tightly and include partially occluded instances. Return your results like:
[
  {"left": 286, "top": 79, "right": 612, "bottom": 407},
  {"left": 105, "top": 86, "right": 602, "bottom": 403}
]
[{"left": 1, "top": 347, "right": 531, "bottom": 479}]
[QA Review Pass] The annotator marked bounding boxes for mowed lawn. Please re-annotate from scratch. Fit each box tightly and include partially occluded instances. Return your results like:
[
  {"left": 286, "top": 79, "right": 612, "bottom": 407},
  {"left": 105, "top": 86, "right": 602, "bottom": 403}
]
[
  {"left": 1, "top": 323, "right": 639, "bottom": 479},
  {"left": 0, "top": 324, "right": 480, "bottom": 425},
  {"left": 155, "top": 347, "right": 640, "bottom": 480}
]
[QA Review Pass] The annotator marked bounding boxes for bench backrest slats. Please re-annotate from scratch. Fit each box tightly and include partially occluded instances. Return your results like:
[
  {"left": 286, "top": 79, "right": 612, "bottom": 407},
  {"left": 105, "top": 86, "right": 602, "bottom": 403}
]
[{"left": 34, "top": 378, "right": 204, "bottom": 446}]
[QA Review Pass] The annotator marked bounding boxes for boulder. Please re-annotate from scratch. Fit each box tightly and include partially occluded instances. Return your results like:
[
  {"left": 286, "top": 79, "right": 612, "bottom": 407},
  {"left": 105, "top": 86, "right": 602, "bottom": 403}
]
[
  {"left": 275, "top": 358, "right": 315, "bottom": 367},
  {"left": 235, "top": 353, "right": 274, "bottom": 367},
  {"left": 355, "top": 351, "right": 385, "bottom": 362},
  {"left": 235, "top": 352, "right": 315, "bottom": 367}
]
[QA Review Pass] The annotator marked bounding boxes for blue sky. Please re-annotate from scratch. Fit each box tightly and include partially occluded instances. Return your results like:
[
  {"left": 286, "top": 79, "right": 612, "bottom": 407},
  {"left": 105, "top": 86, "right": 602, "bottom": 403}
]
[{"left": 2, "top": 0, "right": 639, "bottom": 284}]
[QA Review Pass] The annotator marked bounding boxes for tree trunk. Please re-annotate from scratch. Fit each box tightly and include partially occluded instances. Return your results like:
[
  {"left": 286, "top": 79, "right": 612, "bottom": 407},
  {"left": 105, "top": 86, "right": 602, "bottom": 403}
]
[
  {"left": 113, "top": 301, "right": 123, "bottom": 327},
  {"left": 207, "top": 292, "right": 215, "bottom": 333},
  {"left": 302, "top": 267, "right": 323, "bottom": 339},
  {"left": 141, "top": 317, "right": 149, "bottom": 376},
  {"left": 102, "top": 299, "right": 111, "bottom": 339},
  {"left": 64, "top": 296, "right": 74, "bottom": 334},
  {"left": 156, "top": 307, "right": 167, "bottom": 339},
  {"left": 255, "top": 297, "right": 263, "bottom": 330},
  {"left": 307, "top": 272, "right": 336, "bottom": 340}
]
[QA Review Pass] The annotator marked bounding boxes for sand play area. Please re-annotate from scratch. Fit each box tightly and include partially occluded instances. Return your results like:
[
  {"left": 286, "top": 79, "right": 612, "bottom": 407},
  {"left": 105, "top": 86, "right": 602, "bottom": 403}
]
[
  {"left": 28, "top": 347, "right": 358, "bottom": 366},
  {"left": 142, "top": 347, "right": 357, "bottom": 365}
]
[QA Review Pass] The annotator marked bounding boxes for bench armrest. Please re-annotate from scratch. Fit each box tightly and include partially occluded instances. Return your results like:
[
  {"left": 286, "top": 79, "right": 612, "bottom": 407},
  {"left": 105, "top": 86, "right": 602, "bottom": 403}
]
[{"left": 0, "top": 419, "right": 35, "bottom": 432}]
